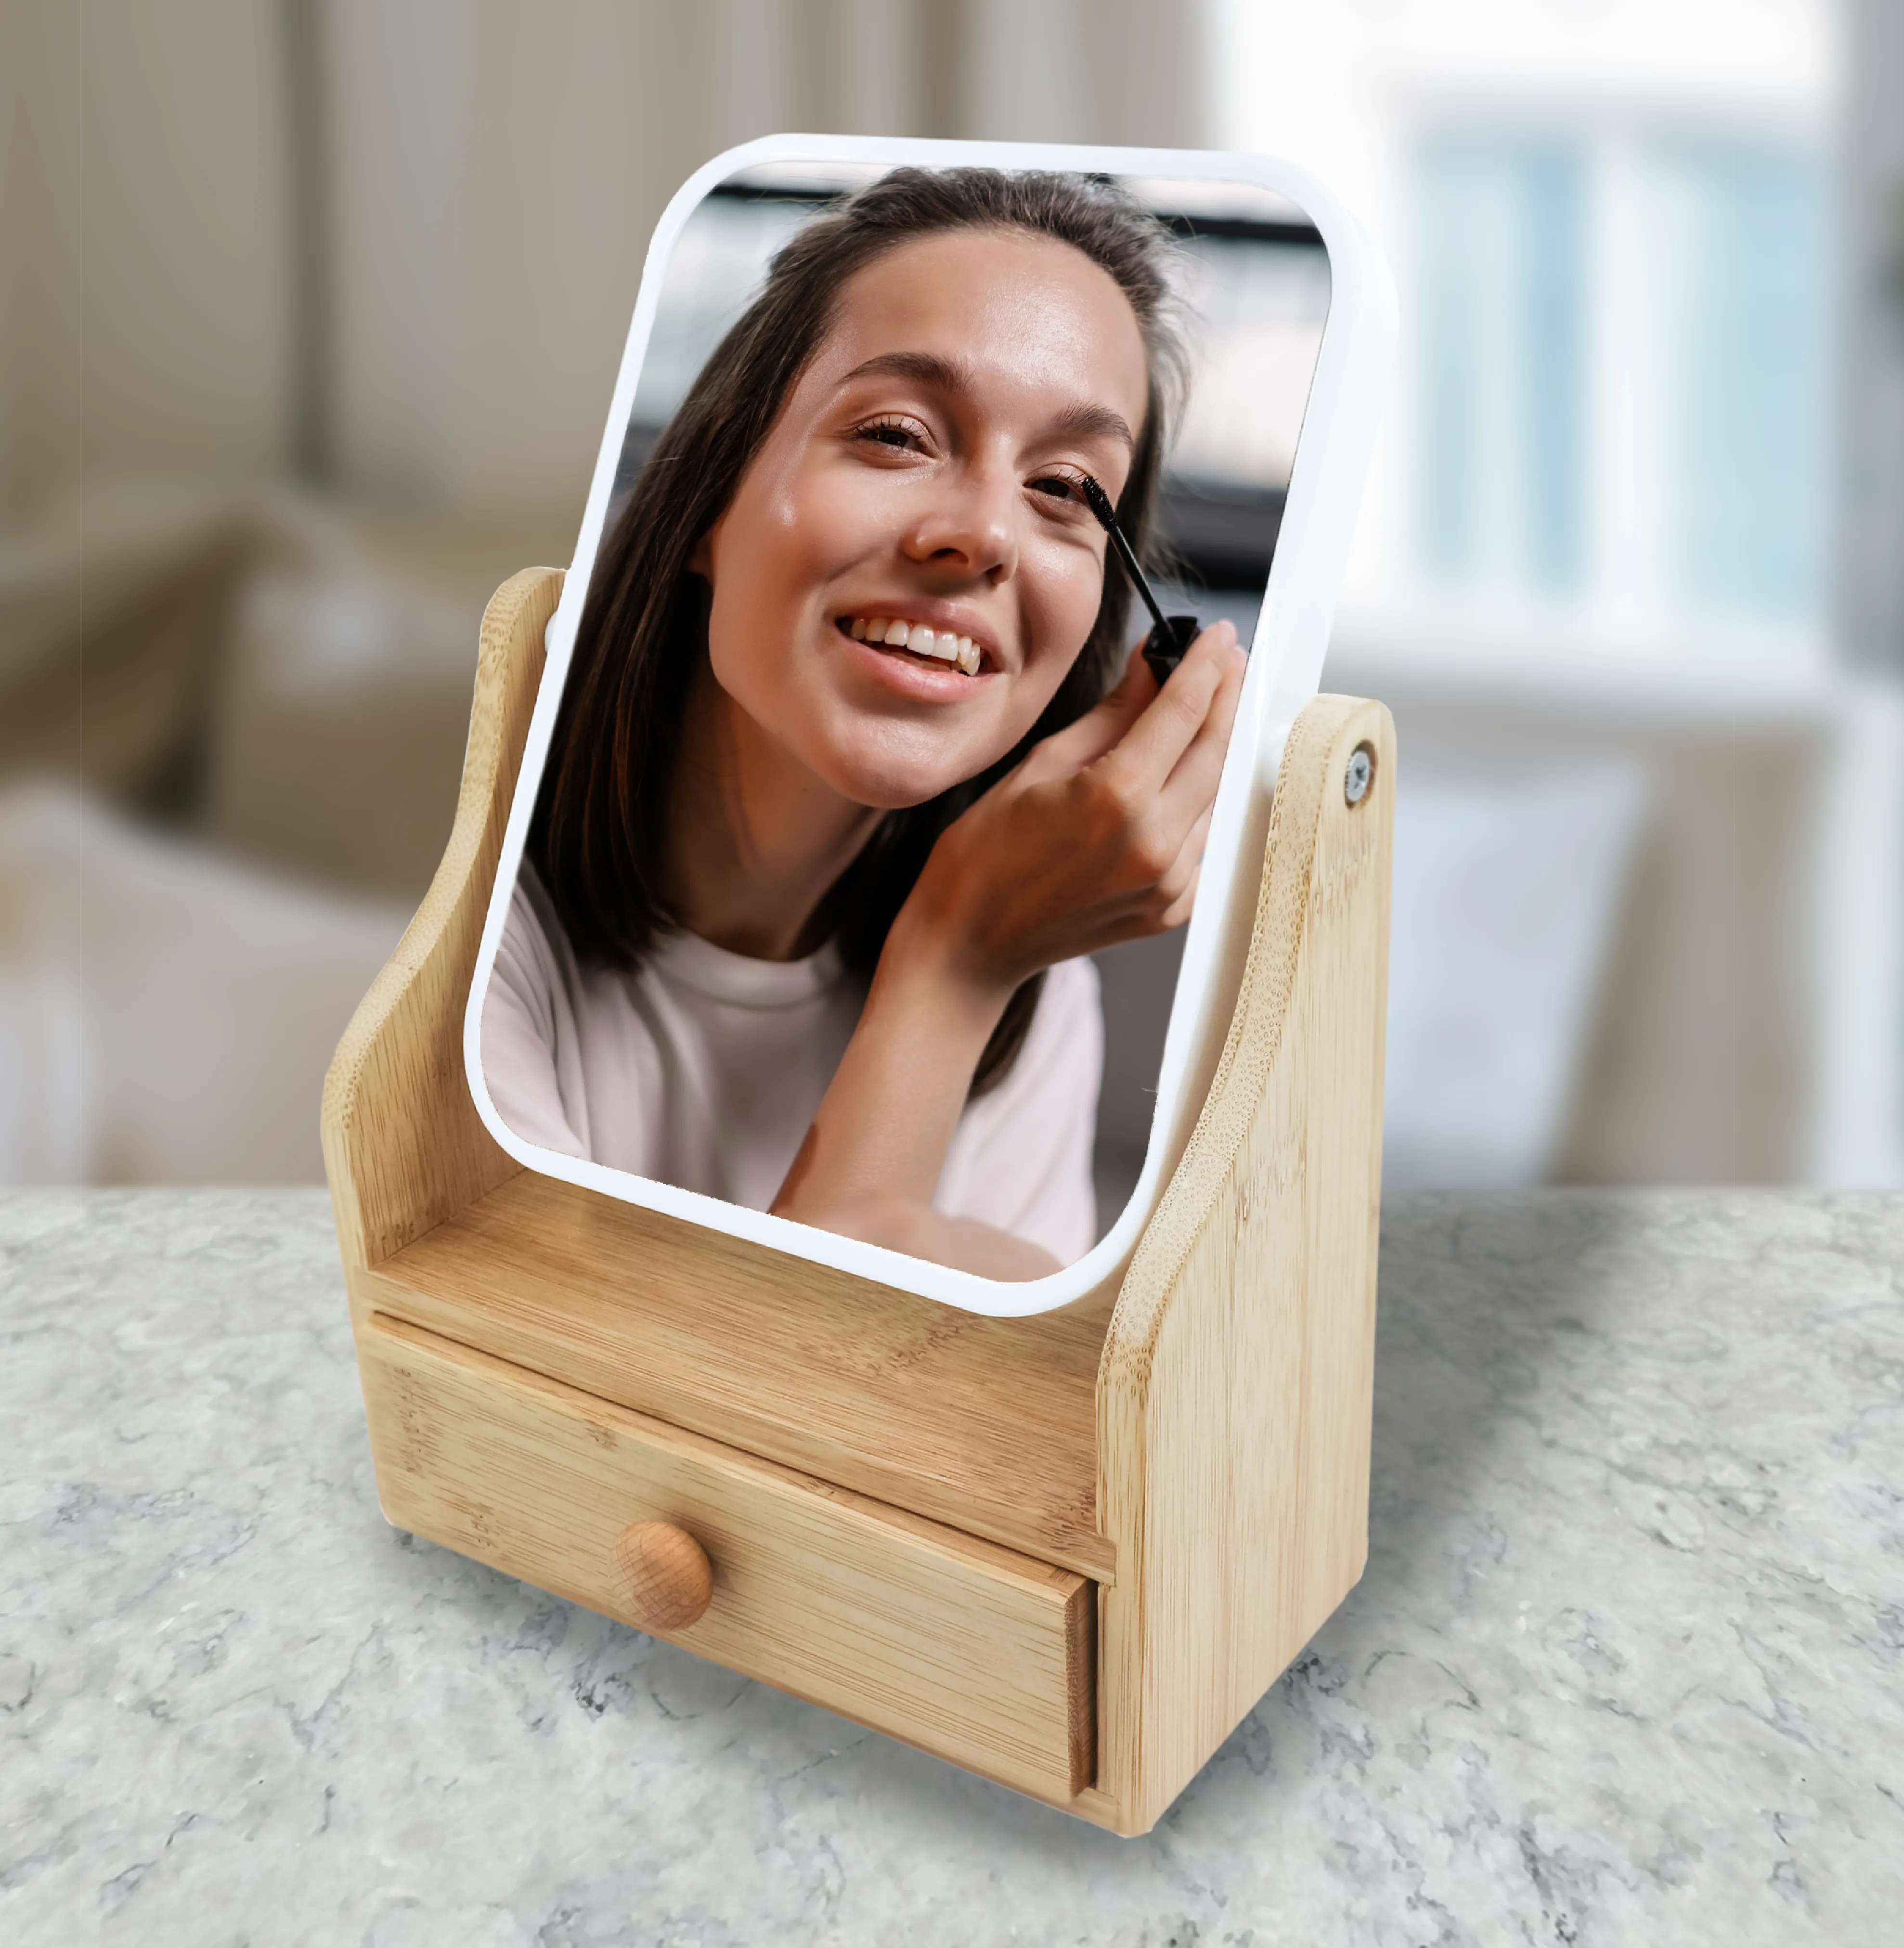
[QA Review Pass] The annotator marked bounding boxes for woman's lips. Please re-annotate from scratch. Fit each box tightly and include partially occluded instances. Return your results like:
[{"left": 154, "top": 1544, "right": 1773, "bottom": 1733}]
[
  {"left": 837, "top": 614, "right": 984, "bottom": 676},
  {"left": 833, "top": 618, "right": 989, "bottom": 700}
]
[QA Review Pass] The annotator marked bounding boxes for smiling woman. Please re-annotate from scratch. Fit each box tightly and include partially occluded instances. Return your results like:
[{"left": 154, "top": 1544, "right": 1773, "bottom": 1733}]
[{"left": 479, "top": 168, "right": 1244, "bottom": 1279}]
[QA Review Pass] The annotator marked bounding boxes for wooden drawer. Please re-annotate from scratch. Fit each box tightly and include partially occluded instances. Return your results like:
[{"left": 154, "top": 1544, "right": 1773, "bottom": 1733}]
[{"left": 359, "top": 1313, "right": 1095, "bottom": 1804}]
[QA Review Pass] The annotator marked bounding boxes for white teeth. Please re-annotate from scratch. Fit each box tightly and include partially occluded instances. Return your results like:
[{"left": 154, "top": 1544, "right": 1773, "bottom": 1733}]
[{"left": 847, "top": 617, "right": 982, "bottom": 672}]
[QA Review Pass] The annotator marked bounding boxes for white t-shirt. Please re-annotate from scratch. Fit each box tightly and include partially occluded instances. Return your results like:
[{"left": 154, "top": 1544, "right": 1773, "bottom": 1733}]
[{"left": 479, "top": 865, "right": 1103, "bottom": 1264}]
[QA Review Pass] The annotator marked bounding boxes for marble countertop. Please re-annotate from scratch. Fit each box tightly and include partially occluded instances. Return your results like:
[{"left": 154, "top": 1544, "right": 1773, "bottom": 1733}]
[{"left": 4, "top": 1189, "right": 1900, "bottom": 1946}]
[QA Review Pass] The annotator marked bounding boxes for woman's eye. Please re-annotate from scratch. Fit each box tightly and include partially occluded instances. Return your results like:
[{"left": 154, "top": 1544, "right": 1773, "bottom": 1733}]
[
  {"left": 854, "top": 419, "right": 924, "bottom": 452},
  {"left": 1029, "top": 475, "right": 1083, "bottom": 504}
]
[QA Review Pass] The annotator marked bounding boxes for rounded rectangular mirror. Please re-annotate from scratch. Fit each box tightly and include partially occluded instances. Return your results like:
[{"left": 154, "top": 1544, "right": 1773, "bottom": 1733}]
[{"left": 464, "top": 135, "right": 1394, "bottom": 1317}]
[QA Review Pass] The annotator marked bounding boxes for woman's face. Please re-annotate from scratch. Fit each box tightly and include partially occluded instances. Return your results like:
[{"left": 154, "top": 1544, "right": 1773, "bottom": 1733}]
[{"left": 695, "top": 227, "right": 1152, "bottom": 810}]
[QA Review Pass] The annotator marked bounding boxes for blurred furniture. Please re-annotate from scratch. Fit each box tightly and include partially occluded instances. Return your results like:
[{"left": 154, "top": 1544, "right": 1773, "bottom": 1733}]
[
  {"left": 0, "top": 489, "right": 566, "bottom": 1185},
  {"left": 322, "top": 567, "right": 1397, "bottom": 1834},
  {"left": 0, "top": 783, "right": 407, "bottom": 1184},
  {"left": 0, "top": 485, "right": 251, "bottom": 809},
  {"left": 1328, "top": 630, "right": 1904, "bottom": 1187}
]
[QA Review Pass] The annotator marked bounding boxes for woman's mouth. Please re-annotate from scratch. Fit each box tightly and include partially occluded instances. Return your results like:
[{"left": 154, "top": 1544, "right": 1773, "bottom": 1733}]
[{"left": 838, "top": 615, "right": 983, "bottom": 676}]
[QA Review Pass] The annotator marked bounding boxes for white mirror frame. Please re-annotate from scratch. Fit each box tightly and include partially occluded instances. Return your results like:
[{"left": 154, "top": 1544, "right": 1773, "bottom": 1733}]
[{"left": 463, "top": 133, "right": 1396, "bottom": 1319}]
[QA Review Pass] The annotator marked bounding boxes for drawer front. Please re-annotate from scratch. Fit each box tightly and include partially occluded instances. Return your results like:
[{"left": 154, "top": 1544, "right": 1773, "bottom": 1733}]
[{"left": 359, "top": 1313, "right": 1094, "bottom": 1803}]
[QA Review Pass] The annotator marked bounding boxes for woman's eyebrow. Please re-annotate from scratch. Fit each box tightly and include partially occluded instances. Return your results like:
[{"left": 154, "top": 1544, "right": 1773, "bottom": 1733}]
[
  {"left": 1044, "top": 399, "right": 1136, "bottom": 452},
  {"left": 839, "top": 349, "right": 1135, "bottom": 452},
  {"left": 841, "top": 349, "right": 973, "bottom": 394}
]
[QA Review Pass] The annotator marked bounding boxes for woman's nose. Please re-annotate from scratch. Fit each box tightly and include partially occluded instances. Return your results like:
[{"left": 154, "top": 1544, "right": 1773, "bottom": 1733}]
[{"left": 901, "top": 464, "right": 1018, "bottom": 581}]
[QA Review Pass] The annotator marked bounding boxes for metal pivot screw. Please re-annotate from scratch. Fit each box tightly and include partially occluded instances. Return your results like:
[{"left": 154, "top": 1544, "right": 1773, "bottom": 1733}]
[{"left": 1344, "top": 743, "right": 1374, "bottom": 807}]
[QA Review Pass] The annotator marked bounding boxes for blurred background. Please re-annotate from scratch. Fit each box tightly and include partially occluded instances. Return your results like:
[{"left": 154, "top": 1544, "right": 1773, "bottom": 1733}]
[{"left": 3, "top": 0, "right": 1900, "bottom": 1206}]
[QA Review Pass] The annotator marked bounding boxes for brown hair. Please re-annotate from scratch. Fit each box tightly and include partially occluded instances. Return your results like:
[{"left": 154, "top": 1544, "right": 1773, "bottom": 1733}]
[{"left": 531, "top": 167, "right": 1185, "bottom": 1092}]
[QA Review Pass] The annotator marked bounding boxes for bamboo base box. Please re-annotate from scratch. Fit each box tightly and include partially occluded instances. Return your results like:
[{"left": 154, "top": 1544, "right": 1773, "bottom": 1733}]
[{"left": 323, "top": 566, "right": 1393, "bottom": 1835}]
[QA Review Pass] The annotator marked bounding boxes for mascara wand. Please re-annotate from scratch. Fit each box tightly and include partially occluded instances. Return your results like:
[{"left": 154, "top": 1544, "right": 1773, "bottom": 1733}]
[{"left": 1077, "top": 475, "right": 1200, "bottom": 684}]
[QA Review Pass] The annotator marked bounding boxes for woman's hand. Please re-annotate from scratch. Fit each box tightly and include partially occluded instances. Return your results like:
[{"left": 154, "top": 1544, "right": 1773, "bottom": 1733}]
[
  {"left": 898, "top": 618, "right": 1246, "bottom": 999},
  {"left": 769, "top": 620, "right": 1245, "bottom": 1278}
]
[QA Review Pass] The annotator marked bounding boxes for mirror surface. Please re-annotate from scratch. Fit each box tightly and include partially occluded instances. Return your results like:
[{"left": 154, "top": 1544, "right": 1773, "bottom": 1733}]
[{"left": 476, "top": 155, "right": 1330, "bottom": 1285}]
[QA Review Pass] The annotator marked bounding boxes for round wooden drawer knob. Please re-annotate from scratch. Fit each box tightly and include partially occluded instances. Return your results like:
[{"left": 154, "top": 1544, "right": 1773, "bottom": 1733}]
[{"left": 614, "top": 1520, "right": 713, "bottom": 1632}]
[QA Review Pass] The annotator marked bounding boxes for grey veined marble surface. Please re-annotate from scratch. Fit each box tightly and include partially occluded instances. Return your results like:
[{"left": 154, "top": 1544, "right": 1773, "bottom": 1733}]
[{"left": 3, "top": 1189, "right": 1901, "bottom": 1947}]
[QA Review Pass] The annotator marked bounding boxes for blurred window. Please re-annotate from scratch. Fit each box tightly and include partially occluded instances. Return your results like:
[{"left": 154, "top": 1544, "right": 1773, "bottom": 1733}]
[
  {"left": 1414, "top": 131, "right": 1827, "bottom": 627},
  {"left": 1417, "top": 139, "right": 1588, "bottom": 599},
  {"left": 1644, "top": 142, "right": 1827, "bottom": 620}
]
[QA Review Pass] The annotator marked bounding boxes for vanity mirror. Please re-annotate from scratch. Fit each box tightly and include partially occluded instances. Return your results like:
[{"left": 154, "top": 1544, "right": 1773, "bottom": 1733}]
[
  {"left": 461, "top": 137, "right": 1391, "bottom": 1316},
  {"left": 325, "top": 134, "right": 1396, "bottom": 1833}
]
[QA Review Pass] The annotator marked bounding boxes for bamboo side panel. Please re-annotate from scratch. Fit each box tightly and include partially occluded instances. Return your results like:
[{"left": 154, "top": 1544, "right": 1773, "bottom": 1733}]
[
  {"left": 361, "top": 1311, "right": 1097, "bottom": 1805},
  {"left": 320, "top": 565, "right": 563, "bottom": 1273},
  {"left": 1096, "top": 696, "right": 1394, "bottom": 1835}
]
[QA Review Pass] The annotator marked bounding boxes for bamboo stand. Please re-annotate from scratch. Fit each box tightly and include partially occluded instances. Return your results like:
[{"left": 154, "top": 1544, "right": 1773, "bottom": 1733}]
[{"left": 322, "top": 566, "right": 1394, "bottom": 1834}]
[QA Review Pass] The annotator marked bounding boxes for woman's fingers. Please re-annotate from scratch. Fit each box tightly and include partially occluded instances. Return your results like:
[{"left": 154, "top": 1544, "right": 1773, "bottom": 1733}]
[
  {"left": 951, "top": 619, "right": 1239, "bottom": 980},
  {"left": 1159, "top": 864, "right": 1202, "bottom": 931},
  {"left": 1031, "top": 621, "right": 1239, "bottom": 789},
  {"left": 1073, "top": 793, "right": 1217, "bottom": 944},
  {"left": 1155, "top": 638, "right": 1245, "bottom": 828},
  {"left": 1096, "top": 621, "right": 1240, "bottom": 797},
  {"left": 1029, "top": 645, "right": 1156, "bottom": 775},
  {"left": 1162, "top": 803, "right": 1215, "bottom": 906},
  {"left": 1079, "top": 624, "right": 1240, "bottom": 890}
]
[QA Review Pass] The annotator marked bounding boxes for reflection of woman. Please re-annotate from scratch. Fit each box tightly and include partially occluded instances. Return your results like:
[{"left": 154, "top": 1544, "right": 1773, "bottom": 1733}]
[{"left": 483, "top": 169, "right": 1242, "bottom": 1280}]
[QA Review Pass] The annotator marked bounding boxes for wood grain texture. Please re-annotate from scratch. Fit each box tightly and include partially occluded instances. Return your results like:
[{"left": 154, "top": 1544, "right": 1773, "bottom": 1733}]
[
  {"left": 320, "top": 565, "right": 562, "bottom": 1271},
  {"left": 355, "top": 1172, "right": 1113, "bottom": 1579},
  {"left": 615, "top": 1521, "right": 714, "bottom": 1631},
  {"left": 1096, "top": 696, "right": 1395, "bottom": 1835},
  {"left": 360, "top": 1311, "right": 1096, "bottom": 1805}
]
